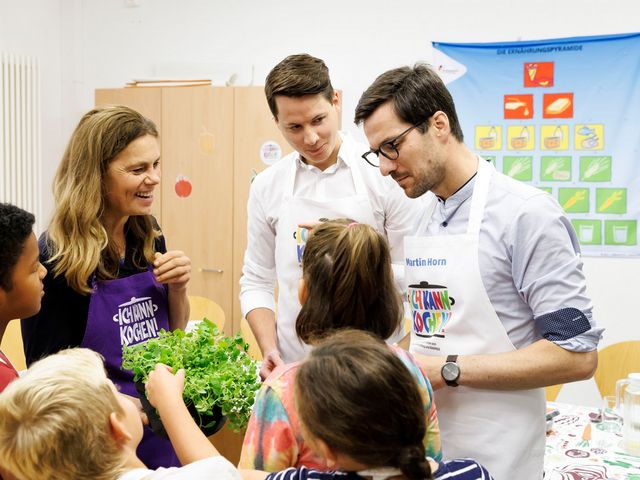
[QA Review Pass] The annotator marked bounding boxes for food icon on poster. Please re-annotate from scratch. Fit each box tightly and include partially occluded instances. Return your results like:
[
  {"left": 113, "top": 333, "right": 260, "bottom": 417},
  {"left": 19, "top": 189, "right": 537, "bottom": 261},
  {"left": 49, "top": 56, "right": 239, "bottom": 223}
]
[
  {"left": 504, "top": 94, "right": 533, "bottom": 119},
  {"left": 541, "top": 125, "right": 569, "bottom": 151},
  {"left": 507, "top": 125, "right": 534, "bottom": 150},
  {"left": 580, "top": 156, "right": 611, "bottom": 182},
  {"left": 572, "top": 220, "right": 602, "bottom": 245},
  {"left": 596, "top": 188, "right": 626, "bottom": 214},
  {"left": 605, "top": 220, "right": 637, "bottom": 245},
  {"left": 543, "top": 93, "right": 574, "bottom": 119},
  {"left": 475, "top": 126, "right": 502, "bottom": 150},
  {"left": 524, "top": 62, "right": 554, "bottom": 87},
  {"left": 559, "top": 188, "right": 589, "bottom": 213},
  {"left": 504, "top": 156, "right": 533, "bottom": 181},
  {"left": 541, "top": 156, "right": 571, "bottom": 181},
  {"left": 575, "top": 125, "right": 604, "bottom": 150}
]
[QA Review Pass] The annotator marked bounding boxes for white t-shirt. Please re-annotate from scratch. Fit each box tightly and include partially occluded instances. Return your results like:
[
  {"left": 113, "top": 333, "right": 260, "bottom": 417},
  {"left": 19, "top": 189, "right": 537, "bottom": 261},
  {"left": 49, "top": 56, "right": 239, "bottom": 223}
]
[{"left": 118, "top": 456, "right": 241, "bottom": 480}]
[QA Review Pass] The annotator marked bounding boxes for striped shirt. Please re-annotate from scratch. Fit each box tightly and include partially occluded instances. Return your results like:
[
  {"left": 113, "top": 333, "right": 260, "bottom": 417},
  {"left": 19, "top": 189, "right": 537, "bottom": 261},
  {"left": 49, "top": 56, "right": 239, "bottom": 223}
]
[{"left": 265, "top": 459, "right": 494, "bottom": 480}]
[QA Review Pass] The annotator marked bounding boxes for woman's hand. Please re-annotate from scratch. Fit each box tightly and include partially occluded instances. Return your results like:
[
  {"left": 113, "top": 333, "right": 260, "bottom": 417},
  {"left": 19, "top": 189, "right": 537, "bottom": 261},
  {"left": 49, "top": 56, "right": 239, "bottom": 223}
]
[
  {"left": 145, "top": 363, "right": 185, "bottom": 411},
  {"left": 153, "top": 250, "right": 191, "bottom": 292}
]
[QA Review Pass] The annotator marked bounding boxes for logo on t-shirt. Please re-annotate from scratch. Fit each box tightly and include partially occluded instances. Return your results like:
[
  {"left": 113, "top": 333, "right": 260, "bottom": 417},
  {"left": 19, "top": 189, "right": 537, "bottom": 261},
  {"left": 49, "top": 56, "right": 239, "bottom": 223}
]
[{"left": 113, "top": 296, "right": 160, "bottom": 347}]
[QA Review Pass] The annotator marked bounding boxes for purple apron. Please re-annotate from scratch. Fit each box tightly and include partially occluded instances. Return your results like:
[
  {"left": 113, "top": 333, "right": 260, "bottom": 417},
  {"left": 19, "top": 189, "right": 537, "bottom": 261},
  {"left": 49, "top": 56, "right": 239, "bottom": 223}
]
[{"left": 83, "top": 266, "right": 180, "bottom": 469}]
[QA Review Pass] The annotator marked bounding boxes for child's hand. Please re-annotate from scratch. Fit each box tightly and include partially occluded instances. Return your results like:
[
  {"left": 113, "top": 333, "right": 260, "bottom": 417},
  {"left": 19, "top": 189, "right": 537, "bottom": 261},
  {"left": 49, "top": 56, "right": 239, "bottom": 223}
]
[
  {"left": 153, "top": 250, "right": 191, "bottom": 292},
  {"left": 145, "top": 363, "right": 186, "bottom": 411}
]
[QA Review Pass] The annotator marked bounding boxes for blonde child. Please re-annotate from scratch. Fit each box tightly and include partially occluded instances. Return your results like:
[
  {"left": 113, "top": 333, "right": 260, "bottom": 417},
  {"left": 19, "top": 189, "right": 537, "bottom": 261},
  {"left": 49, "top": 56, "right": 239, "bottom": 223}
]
[{"left": 0, "top": 348, "right": 239, "bottom": 480}]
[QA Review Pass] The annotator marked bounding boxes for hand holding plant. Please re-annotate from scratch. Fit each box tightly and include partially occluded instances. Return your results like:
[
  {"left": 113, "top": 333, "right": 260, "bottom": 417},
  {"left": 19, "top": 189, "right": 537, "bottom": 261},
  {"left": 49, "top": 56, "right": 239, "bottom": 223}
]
[
  {"left": 146, "top": 364, "right": 185, "bottom": 412},
  {"left": 122, "top": 319, "right": 260, "bottom": 432}
]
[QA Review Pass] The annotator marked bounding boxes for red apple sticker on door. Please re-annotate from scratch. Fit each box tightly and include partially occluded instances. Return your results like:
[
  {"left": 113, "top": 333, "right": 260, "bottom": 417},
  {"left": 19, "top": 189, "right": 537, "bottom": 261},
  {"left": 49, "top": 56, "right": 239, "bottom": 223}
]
[{"left": 175, "top": 175, "right": 193, "bottom": 198}]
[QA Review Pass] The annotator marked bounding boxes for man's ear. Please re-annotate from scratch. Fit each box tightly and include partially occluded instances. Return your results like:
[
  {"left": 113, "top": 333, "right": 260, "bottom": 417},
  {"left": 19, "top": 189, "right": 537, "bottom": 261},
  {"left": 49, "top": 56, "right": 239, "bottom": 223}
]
[
  {"left": 109, "top": 412, "right": 132, "bottom": 444},
  {"left": 431, "top": 111, "right": 450, "bottom": 136},
  {"left": 332, "top": 91, "right": 341, "bottom": 115},
  {"left": 298, "top": 278, "right": 309, "bottom": 306}
]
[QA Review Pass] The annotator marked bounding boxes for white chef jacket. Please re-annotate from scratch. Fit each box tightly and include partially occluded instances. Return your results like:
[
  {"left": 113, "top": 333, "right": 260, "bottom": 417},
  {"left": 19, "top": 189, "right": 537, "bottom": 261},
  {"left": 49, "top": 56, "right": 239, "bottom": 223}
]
[{"left": 239, "top": 132, "right": 422, "bottom": 337}]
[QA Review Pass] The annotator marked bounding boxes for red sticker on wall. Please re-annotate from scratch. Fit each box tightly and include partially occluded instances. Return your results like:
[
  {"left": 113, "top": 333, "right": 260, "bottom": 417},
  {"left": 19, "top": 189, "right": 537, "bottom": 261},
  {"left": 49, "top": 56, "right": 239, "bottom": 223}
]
[{"left": 175, "top": 175, "right": 192, "bottom": 198}]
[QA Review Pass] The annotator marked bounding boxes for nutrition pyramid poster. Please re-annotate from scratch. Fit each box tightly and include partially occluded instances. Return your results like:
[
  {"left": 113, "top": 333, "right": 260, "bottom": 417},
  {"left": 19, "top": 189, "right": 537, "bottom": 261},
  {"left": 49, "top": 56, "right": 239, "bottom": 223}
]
[{"left": 433, "top": 33, "right": 640, "bottom": 256}]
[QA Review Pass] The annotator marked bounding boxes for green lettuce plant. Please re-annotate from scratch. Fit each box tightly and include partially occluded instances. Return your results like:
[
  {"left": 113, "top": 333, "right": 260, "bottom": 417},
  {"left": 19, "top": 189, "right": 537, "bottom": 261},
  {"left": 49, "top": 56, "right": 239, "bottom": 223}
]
[{"left": 122, "top": 319, "right": 260, "bottom": 432}]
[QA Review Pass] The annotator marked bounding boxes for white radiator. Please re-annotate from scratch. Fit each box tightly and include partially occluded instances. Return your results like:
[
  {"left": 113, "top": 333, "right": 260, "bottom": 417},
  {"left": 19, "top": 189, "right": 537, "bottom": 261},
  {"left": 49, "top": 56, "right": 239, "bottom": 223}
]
[{"left": 0, "top": 53, "right": 41, "bottom": 232}]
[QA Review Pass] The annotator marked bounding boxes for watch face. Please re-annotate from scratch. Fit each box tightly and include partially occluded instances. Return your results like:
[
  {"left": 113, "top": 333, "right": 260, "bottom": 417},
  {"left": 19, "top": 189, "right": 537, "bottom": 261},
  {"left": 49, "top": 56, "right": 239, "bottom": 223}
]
[{"left": 442, "top": 362, "right": 460, "bottom": 382}]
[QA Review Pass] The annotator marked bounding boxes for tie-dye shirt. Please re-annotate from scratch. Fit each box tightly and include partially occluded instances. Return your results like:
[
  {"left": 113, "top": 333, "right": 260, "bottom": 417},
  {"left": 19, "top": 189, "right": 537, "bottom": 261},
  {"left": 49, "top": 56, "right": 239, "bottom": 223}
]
[{"left": 239, "top": 346, "right": 441, "bottom": 471}]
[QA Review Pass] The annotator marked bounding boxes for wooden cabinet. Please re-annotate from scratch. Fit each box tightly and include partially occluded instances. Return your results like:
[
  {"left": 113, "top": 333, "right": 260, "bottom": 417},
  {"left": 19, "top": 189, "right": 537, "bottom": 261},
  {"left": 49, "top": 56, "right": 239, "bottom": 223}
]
[{"left": 95, "top": 86, "right": 292, "bottom": 338}]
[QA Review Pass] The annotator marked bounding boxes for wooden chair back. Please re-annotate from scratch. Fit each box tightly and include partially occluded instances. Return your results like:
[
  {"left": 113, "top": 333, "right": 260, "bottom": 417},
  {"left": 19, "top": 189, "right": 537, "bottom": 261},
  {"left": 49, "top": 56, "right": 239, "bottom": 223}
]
[
  {"left": 187, "top": 295, "right": 225, "bottom": 331},
  {"left": 594, "top": 341, "right": 640, "bottom": 398}
]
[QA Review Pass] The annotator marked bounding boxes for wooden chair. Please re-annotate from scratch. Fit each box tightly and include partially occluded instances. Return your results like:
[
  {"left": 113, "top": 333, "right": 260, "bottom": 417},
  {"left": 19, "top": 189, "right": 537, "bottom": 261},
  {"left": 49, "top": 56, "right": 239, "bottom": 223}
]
[
  {"left": 545, "top": 384, "right": 563, "bottom": 401},
  {"left": 240, "top": 317, "right": 262, "bottom": 361},
  {"left": 0, "top": 320, "right": 27, "bottom": 371},
  {"left": 594, "top": 341, "right": 640, "bottom": 398},
  {"left": 187, "top": 295, "right": 225, "bottom": 332}
]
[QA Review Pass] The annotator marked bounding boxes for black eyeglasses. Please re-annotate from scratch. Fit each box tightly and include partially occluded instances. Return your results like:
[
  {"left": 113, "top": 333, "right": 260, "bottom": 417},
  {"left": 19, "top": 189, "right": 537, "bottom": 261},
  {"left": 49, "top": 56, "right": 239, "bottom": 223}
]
[{"left": 362, "top": 122, "right": 424, "bottom": 167}]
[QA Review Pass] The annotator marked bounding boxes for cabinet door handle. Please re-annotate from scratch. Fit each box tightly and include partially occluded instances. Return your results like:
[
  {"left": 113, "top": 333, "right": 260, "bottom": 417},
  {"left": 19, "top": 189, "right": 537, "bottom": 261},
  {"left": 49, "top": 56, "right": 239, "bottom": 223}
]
[{"left": 199, "top": 267, "right": 224, "bottom": 273}]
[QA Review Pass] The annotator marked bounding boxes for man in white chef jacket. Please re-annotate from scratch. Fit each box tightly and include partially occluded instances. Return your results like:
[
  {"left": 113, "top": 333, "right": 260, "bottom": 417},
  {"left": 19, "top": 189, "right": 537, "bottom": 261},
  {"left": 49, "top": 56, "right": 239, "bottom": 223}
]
[
  {"left": 239, "top": 54, "right": 421, "bottom": 379},
  {"left": 354, "top": 64, "right": 603, "bottom": 479}
]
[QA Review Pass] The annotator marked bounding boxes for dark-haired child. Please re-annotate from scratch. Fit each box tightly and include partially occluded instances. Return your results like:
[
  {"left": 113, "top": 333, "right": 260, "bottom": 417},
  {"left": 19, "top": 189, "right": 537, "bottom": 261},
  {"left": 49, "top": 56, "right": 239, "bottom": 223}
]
[
  {"left": 0, "top": 203, "right": 46, "bottom": 391},
  {"left": 247, "top": 330, "right": 492, "bottom": 480}
]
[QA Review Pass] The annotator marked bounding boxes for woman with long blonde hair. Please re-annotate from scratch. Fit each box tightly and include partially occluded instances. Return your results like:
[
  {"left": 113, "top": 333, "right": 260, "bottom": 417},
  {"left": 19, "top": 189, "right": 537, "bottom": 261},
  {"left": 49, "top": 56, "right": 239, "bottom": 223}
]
[{"left": 21, "top": 105, "right": 191, "bottom": 468}]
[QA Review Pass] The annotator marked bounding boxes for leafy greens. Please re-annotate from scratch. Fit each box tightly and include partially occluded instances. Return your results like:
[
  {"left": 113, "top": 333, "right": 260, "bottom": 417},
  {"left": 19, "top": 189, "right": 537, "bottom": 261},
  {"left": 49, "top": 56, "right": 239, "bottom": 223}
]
[{"left": 122, "top": 319, "right": 260, "bottom": 432}]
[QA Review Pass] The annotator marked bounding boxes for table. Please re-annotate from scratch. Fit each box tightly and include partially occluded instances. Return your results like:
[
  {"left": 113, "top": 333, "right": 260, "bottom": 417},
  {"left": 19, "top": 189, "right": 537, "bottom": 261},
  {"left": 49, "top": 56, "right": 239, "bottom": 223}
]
[{"left": 545, "top": 402, "right": 640, "bottom": 479}]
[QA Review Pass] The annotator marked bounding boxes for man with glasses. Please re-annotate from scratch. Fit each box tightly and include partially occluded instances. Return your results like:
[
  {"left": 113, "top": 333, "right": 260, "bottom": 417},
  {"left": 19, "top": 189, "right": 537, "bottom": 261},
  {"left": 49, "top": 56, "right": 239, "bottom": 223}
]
[
  {"left": 355, "top": 64, "right": 602, "bottom": 479},
  {"left": 239, "top": 54, "right": 421, "bottom": 379}
]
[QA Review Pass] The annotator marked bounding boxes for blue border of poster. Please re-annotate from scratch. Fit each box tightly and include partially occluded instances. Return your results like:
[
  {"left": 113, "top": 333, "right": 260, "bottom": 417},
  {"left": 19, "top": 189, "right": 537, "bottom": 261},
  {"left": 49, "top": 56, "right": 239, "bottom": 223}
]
[{"left": 433, "top": 33, "right": 640, "bottom": 256}]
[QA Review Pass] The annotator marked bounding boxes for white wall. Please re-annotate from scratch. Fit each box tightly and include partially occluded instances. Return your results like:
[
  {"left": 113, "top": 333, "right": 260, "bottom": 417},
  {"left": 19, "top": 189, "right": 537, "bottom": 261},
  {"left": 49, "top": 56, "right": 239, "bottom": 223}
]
[
  {"left": 3, "top": 0, "right": 640, "bottom": 405},
  {"left": 0, "top": 0, "right": 64, "bottom": 226}
]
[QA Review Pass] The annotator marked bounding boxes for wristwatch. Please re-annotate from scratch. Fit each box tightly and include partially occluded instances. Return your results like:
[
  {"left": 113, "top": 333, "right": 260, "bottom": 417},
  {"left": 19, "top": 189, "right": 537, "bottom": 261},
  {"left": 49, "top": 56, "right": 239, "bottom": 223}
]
[{"left": 441, "top": 354, "right": 460, "bottom": 387}]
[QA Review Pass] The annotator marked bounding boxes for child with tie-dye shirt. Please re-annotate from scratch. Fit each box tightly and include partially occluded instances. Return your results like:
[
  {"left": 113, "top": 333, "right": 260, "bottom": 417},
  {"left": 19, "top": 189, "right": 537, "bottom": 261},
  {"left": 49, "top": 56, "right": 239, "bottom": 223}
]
[
  {"left": 239, "top": 219, "right": 441, "bottom": 471},
  {"left": 242, "top": 330, "right": 491, "bottom": 480}
]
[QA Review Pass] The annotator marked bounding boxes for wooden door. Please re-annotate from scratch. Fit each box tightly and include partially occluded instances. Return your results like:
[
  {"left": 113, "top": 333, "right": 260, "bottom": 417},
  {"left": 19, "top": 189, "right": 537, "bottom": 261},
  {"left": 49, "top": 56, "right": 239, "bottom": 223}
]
[
  {"left": 231, "top": 87, "right": 293, "bottom": 334},
  {"left": 95, "top": 88, "right": 163, "bottom": 219},
  {"left": 160, "top": 87, "right": 235, "bottom": 335}
]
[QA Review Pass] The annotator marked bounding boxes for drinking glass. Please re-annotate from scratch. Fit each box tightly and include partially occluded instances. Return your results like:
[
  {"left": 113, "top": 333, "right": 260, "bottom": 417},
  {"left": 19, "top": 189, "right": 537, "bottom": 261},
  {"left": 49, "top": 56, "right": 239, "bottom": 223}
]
[{"left": 600, "top": 395, "right": 622, "bottom": 432}]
